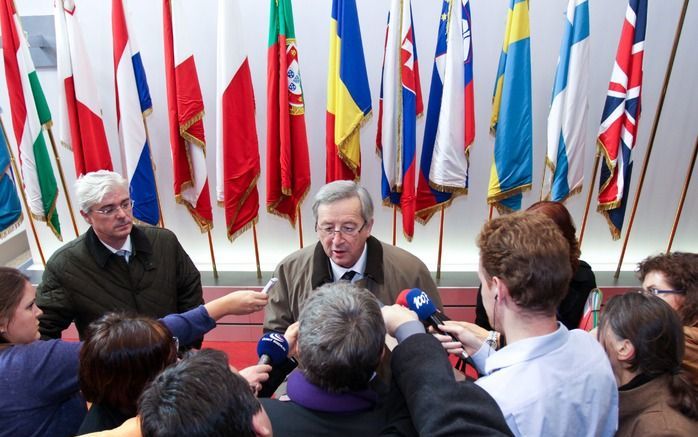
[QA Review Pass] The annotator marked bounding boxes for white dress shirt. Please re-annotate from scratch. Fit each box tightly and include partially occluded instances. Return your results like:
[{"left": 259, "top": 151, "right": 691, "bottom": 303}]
[{"left": 330, "top": 244, "right": 368, "bottom": 284}]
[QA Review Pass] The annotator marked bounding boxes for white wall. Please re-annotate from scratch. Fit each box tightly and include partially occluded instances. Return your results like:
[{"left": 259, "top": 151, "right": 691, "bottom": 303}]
[{"left": 1, "top": 0, "right": 696, "bottom": 272}]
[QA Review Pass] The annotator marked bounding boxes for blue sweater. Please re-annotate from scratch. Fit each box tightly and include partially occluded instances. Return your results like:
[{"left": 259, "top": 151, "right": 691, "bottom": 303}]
[{"left": 0, "top": 305, "right": 215, "bottom": 437}]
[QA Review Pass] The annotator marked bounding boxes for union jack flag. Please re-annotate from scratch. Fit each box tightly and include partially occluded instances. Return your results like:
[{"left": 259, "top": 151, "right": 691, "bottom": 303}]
[{"left": 596, "top": 0, "right": 646, "bottom": 239}]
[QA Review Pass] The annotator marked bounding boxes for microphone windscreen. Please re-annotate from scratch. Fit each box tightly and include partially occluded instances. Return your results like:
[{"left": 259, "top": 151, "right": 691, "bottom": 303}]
[
  {"left": 405, "top": 288, "right": 438, "bottom": 321},
  {"left": 395, "top": 289, "right": 412, "bottom": 307},
  {"left": 256, "top": 332, "right": 289, "bottom": 366}
]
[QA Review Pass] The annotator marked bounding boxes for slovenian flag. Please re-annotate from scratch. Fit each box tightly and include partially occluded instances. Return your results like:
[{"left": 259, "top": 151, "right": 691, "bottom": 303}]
[
  {"left": 487, "top": 0, "right": 533, "bottom": 213},
  {"left": 0, "top": 106, "right": 23, "bottom": 237},
  {"left": 216, "top": 0, "right": 260, "bottom": 241},
  {"left": 55, "top": 0, "right": 113, "bottom": 176},
  {"left": 326, "top": 0, "right": 372, "bottom": 182},
  {"left": 597, "top": 0, "right": 646, "bottom": 239},
  {"left": 1, "top": 0, "right": 61, "bottom": 239},
  {"left": 163, "top": 0, "right": 213, "bottom": 231},
  {"left": 377, "top": 0, "right": 423, "bottom": 240},
  {"left": 545, "top": 0, "right": 590, "bottom": 202},
  {"left": 112, "top": 0, "right": 160, "bottom": 226},
  {"left": 415, "top": 0, "right": 474, "bottom": 223},
  {"left": 266, "top": 0, "right": 310, "bottom": 227}
]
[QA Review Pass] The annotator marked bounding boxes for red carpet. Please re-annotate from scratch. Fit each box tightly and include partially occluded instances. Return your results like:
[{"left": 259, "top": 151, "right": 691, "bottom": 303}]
[{"left": 202, "top": 341, "right": 259, "bottom": 370}]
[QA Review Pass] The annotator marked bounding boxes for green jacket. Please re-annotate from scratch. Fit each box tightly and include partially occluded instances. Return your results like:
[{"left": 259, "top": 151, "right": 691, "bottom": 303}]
[{"left": 36, "top": 225, "right": 203, "bottom": 340}]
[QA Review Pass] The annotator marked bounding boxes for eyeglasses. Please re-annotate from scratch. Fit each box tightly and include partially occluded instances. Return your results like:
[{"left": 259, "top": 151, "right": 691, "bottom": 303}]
[
  {"left": 93, "top": 199, "right": 134, "bottom": 216},
  {"left": 641, "top": 287, "right": 686, "bottom": 296},
  {"left": 316, "top": 221, "right": 367, "bottom": 238}
]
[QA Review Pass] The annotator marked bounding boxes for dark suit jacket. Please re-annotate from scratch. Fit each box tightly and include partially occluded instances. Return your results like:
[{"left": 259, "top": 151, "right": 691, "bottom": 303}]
[{"left": 388, "top": 333, "right": 513, "bottom": 437}]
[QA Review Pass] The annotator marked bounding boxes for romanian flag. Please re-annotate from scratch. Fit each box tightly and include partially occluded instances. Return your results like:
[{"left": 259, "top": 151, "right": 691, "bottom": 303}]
[
  {"left": 545, "top": 0, "right": 590, "bottom": 202},
  {"left": 113, "top": 0, "right": 160, "bottom": 226},
  {"left": 55, "top": 0, "right": 113, "bottom": 176},
  {"left": 216, "top": 0, "right": 260, "bottom": 241},
  {"left": 266, "top": 0, "right": 310, "bottom": 227},
  {"left": 376, "top": 0, "right": 422, "bottom": 240},
  {"left": 326, "top": 0, "right": 372, "bottom": 182},
  {"left": 597, "top": 0, "right": 646, "bottom": 239},
  {"left": 163, "top": 0, "right": 213, "bottom": 232},
  {"left": 415, "top": 0, "right": 474, "bottom": 223},
  {"left": 487, "top": 0, "right": 532, "bottom": 213},
  {"left": 0, "top": 107, "right": 22, "bottom": 237},
  {"left": 1, "top": 0, "right": 61, "bottom": 239}
]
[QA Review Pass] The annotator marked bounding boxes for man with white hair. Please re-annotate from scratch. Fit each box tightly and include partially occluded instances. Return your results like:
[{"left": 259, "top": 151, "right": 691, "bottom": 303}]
[{"left": 36, "top": 170, "right": 207, "bottom": 340}]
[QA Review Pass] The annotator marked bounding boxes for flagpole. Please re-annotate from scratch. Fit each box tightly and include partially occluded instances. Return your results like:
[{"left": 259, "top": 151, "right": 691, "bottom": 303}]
[
  {"left": 252, "top": 222, "right": 262, "bottom": 279},
  {"left": 578, "top": 154, "right": 600, "bottom": 248},
  {"left": 539, "top": 158, "right": 547, "bottom": 201},
  {"left": 666, "top": 135, "right": 697, "bottom": 252},
  {"left": 206, "top": 229, "right": 218, "bottom": 279},
  {"left": 392, "top": 205, "right": 397, "bottom": 245},
  {"left": 436, "top": 205, "right": 445, "bottom": 281},
  {"left": 297, "top": 207, "right": 304, "bottom": 249},
  {"left": 142, "top": 115, "right": 165, "bottom": 228},
  {"left": 488, "top": 205, "right": 494, "bottom": 220},
  {"left": 1, "top": 118, "right": 46, "bottom": 265},
  {"left": 614, "top": 0, "right": 689, "bottom": 278},
  {"left": 45, "top": 128, "right": 80, "bottom": 237}
]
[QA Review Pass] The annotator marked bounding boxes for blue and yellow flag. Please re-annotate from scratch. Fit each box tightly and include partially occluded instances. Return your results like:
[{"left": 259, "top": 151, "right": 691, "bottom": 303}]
[
  {"left": 0, "top": 107, "right": 23, "bottom": 237},
  {"left": 488, "top": 0, "right": 532, "bottom": 213},
  {"left": 326, "top": 0, "right": 372, "bottom": 182}
]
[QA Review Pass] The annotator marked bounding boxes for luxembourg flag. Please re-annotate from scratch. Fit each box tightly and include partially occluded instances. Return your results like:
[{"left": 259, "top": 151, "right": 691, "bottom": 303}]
[
  {"left": 112, "top": 0, "right": 159, "bottom": 226},
  {"left": 377, "top": 0, "right": 422, "bottom": 240},
  {"left": 544, "top": 0, "right": 589, "bottom": 202},
  {"left": 216, "top": 0, "right": 260, "bottom": 241},
  {"left": 415, "top": 0, "right": 474, "bottom": 223},
  {"left": 55, "top": 0, "right": 113, "bottom": 176}
]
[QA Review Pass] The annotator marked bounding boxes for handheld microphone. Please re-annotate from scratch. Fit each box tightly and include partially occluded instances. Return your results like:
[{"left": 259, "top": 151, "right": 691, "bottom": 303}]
[
  {"left": 256, "top": 332, "right": 289, "bottom": 366},
  {"left": 256, "top": 332, "right": 298, "bottom": 398},
  {"left": 401, "top": 288, "right": 474, "bottom": 365}
]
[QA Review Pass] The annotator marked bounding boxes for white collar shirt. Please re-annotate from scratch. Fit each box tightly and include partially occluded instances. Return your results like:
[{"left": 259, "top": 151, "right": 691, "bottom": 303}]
[
  {"left": 330, "top": 244, "right": 368, "bottom": 283},
  {"left": 472, "top": 324, "right": 618, "bottom": 437}
]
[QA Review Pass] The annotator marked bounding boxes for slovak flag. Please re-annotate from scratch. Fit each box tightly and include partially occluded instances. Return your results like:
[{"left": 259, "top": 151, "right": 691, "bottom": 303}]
[
  {"left": 415, "top": 0, "right": 474, "bottom": 223},
  {"left": 376, "top": 0, "right": 423, "bottom": 240},
  {"left": 55, "top": 0, "right": 113, "bottom": 176},
  {"left": 163, "top": 0, "right": 213, "bottom": 231},
  {"left": 596, "top": 0, "right": 646, "bottom": 239},
  {"left": 216, "top": 0, "right": 260, "bottom": 241},
  {"left": 112, "top": 0, "right": 160, "bottom": 226}
]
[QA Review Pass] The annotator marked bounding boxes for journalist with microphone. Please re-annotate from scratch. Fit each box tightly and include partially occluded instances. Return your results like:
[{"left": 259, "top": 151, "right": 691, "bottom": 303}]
[{"left": 435, "top": 212, "right": 618, "bottom": 436}]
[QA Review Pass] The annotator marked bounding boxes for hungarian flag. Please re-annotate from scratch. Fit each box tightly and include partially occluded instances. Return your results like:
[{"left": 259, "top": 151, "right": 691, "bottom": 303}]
[
  {"left": 216, "top": 0, "right": 260, "bottom": 241},
  {"left": 163, "top": 0, "right": 213, "bottom": 231},
  {"left": 1, "top": 0, "right": 61, "bottom": 239},
  {"left": 545, "top": 0, "right": 590, "bottom": 202},
  {"left": 415, "top": 0, "right": 474, "bottom": 224},
  {"left": 487, "top": 0, "right": 533, "bottom": 213},
  {"left": 597, "top": 0, "right": 646, "bottom": 239},
  {"left": 112, "top": 0, "right": 160, "bottom": 226},
  {"left": 0, "top": 107, "right": 23, "bottom": 237},
  {"left": 266, "top": 0, "right": 310, "bottom": 227},
  {"left": 326, "top": 0, "right": 372, "bottom": 182},
  {"left": 376, "top": 0, "right": 422, "bottom": 240},
  {"left": 55, "top": 0, "right": 113, "bottom": 176}
]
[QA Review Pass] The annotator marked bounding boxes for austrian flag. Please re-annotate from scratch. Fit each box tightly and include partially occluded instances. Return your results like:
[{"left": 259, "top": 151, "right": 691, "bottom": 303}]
[{"left": 163, "top": 0, "right": 213, "bottom": 231}]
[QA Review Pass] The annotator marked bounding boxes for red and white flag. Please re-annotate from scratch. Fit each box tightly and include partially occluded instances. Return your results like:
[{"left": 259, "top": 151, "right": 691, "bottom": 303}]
[
  {"left": 216, "top": 0, "right": 260, "bottom": 241},
  {"left": 163, "top": 0, "right": 213, "bottom": 231},
  {"left": 55, "top": 0, "right": 112, "bottom": 176}
]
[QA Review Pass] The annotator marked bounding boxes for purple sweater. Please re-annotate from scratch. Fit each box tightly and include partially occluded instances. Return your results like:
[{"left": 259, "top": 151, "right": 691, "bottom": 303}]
[{"left": 0, "top": 305, "right": 215, "bottom": 437}]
